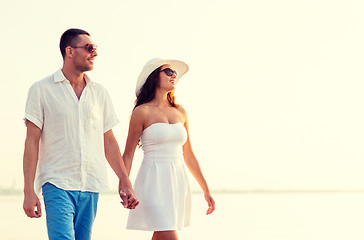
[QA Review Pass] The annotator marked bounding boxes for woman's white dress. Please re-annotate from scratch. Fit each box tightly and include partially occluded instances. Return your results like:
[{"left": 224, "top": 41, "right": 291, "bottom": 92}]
[{"left": 126, "top": 122, "right": 192, "bottom": 231}]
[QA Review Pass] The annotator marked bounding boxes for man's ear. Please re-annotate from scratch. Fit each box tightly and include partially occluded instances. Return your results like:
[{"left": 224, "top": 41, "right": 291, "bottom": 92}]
[{"left": 65, "top": 46, "right": 73, "bottom": 58}]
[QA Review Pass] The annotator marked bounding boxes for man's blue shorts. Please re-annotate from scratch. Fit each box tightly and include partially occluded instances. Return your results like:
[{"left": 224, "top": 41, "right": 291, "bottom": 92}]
[{"left": 42, "top": 182, "right": 99, "bottom": 240}]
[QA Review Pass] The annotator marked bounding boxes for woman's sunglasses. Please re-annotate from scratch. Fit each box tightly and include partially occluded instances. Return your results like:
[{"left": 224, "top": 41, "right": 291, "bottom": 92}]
[
  {"left": 161, "top": 68, "right": 177, "bottom": 77},
  {"left": 72, "top": 44, "right": 98, "bottom": 54}
]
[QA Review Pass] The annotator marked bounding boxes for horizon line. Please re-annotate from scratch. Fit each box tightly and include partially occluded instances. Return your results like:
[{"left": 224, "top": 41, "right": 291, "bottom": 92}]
[{"left": 2, "top": 188, "right": 364, "bottom": 195}]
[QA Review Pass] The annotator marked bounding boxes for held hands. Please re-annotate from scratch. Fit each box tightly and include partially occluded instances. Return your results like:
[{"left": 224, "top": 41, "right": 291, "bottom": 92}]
[
  {"left": 23, "top": 191, "right": 42, "bottom": 218},
  {"left": 204, "top": 192, "right": 215, "bottom": 215},
  {"left": 119, "top": 188, "right": 139, "bottom": 209}
]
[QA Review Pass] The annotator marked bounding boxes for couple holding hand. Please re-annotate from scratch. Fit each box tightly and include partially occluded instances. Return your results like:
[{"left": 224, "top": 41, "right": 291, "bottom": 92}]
[{"left": 23, "top": 28, "right": 215, "bottom": 240}]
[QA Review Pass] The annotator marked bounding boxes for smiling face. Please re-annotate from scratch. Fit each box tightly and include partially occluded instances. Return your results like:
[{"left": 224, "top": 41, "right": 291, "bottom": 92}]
[
  {"left": 158, "top": 64, "right": 178, "bottom": 93},
  {"left": 70, "top": 34, "right": 97, "bottom": 72}
]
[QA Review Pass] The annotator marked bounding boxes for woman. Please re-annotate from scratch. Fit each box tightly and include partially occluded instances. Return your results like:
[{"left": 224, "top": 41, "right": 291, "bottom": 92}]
[{"left": 123, "top": 58, "right": 215, "bottom": 240}]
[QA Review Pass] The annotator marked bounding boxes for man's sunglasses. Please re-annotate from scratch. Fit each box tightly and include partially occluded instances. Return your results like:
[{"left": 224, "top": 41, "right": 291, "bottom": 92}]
[
  {"left": 161, "top": 68, "right": 177, "bottom": 77},
  {"left": 72, "top": 44, "right": 98, "bottom": 54}
]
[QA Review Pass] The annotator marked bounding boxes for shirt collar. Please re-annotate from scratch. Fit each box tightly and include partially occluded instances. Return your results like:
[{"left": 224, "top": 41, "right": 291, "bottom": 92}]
[{"left": 54, "top": 69, "right": 92, "bottom": 84}]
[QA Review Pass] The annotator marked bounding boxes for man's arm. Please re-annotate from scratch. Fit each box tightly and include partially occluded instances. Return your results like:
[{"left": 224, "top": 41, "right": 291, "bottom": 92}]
[
  {"left": 23, "top": 121, "right": 42, "bottom": 218},
  {"left": 104, "top": 129, "right": 139, "bottom": 209}
]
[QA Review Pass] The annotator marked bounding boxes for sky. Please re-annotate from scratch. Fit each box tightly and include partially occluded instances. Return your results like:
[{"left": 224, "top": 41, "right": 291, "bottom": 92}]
[{"left": 1, "top": 0, "right": 364, "bottom": 192}]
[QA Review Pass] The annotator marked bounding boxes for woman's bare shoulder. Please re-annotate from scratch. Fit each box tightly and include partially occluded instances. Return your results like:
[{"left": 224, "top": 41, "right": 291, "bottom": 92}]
[
  {"left": 177, "top": 104, "right": 188, "bottom": 116},
  {"left": 132, "top": 104, "right": 154, "bottom": 119},
  {"left": 133, "top": 104, "right": 152, "bottom": 113},
  {"left": 130, "top": 105, "right": 145, "bottom": 119}
]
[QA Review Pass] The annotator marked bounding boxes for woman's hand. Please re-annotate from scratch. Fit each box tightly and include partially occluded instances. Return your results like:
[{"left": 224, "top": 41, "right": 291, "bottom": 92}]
[{"left": 204, "top": 192, "right": 215, "bottom": 215}]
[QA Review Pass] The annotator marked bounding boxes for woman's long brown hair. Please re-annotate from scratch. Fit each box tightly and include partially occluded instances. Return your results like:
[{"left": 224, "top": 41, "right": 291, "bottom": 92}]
[{"left": 134, "top": 66, "right": 179, "bottom": 109}]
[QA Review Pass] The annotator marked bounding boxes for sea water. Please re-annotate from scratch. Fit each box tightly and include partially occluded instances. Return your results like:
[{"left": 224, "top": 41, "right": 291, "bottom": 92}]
[{"left": 2, "top": 192, "right": 364, "bottom": 240}]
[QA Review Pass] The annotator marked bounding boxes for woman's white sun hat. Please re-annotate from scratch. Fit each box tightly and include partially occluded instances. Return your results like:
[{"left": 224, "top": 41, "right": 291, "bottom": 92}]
[{"left": 135, "top": 58, "right": 189, "bottom": 96}]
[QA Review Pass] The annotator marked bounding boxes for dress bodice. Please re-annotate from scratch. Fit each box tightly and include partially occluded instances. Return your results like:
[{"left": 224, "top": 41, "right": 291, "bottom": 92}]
[{"left": 140, "top": 122, "right": 187, "bottom": 161}]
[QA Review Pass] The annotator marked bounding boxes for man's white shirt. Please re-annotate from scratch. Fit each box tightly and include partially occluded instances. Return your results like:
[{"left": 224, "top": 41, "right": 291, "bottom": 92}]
[{"left": 24, "top": 69, "right": 119, "bottom": 195}]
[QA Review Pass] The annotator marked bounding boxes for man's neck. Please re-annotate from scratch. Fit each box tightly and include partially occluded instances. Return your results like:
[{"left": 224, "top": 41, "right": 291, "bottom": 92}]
[{"left": 61, "top": 67, "right": 85, "bottom": 86}]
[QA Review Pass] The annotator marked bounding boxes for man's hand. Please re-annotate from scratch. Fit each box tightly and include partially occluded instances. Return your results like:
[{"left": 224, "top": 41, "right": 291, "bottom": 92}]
[
  {"left": 104, "top": 130, "right": 139, "bottom": 209},
  {"left": 23, "top": 191, "right": 42, "bottom": 218},
  {"left": 23, "top": 121, "right": 42, "bottom": 218},
  {"left": 119, "top": 188, "right": 139, "bottom": 209}
]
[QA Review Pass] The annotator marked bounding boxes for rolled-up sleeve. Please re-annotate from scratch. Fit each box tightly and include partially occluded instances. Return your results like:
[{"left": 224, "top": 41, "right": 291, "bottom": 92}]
[
  {"left": 24, "top": 83, "right": 43, "bottom": 130},
  {"left": 103, "top": 89, "right": 119, "bottom": 133}
]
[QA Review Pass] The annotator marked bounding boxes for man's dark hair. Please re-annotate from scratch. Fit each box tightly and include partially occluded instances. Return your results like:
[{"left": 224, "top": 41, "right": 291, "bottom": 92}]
[{"left": 59, "top": 28, "right": 90, "bottom": 58}]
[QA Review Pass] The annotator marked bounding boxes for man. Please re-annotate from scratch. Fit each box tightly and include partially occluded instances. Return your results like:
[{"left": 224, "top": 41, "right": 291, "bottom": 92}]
[{"left": 22, "top": 28, "right": 138, "bottom": 240}]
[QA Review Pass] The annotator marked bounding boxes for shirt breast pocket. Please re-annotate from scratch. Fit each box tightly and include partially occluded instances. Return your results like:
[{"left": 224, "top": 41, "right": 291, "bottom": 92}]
[{"left": 89, "top": 106, "right": 103, "bottom": 129}]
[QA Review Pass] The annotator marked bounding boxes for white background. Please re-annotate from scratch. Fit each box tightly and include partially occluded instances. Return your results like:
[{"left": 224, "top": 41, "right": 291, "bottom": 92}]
[{"left": 1, "top": 0, "right": 364, "bottom": 192}]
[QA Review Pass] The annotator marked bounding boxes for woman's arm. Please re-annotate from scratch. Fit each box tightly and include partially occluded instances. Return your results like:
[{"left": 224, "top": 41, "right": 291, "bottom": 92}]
[
  {"left": 122, "top": 107, "right": 145, "bottom": 176},
  {"left": 181, "top": 108, "right": 215, "bottom": 214},
  {"left": 183, "top": 120, "right": 210, "bottom": 193}
]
